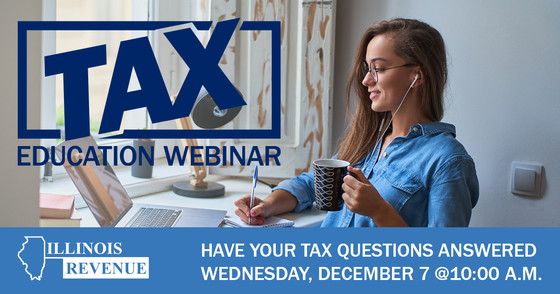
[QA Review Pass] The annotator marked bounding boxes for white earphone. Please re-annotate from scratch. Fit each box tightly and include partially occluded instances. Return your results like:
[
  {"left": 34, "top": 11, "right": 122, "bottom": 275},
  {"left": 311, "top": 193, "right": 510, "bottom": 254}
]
[{"left": 411, "top": 73, "right": 419, "bottom": 87}]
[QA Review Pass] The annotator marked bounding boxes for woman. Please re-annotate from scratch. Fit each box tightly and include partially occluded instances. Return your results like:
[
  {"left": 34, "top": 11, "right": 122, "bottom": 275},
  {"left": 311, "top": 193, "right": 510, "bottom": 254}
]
[{"left": 235, "top": 18, "right": 479, "bottom": 227}]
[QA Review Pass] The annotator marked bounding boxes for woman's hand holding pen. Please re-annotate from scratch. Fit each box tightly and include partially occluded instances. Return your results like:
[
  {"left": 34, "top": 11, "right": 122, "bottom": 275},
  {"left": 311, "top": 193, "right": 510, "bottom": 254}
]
[
  {"left": 234, "top": 190, "right": 298, "bottom": 225},
  {"left": 234, "top": 195, "right": 269, "bottom": 225},
  {"left": 342, "top": 166, "right": 408, "bottom": 227}
]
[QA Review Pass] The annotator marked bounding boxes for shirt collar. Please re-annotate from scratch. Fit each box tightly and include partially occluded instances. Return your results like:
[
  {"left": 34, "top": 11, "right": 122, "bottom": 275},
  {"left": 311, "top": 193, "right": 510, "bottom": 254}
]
[{"left": 409, "top": 122, "right": 456, "bottom": 138}]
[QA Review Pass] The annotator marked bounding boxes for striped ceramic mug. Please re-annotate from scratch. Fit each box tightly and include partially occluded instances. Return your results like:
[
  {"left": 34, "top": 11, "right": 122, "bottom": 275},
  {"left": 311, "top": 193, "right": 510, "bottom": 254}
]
[{"left": 312, "top": 159, "right": 352, "bottom": 211}]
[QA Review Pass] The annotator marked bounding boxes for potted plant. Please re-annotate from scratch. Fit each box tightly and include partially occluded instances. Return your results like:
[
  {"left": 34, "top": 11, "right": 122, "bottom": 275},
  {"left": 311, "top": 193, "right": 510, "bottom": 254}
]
[{"left": 131, "top": 123, "right": 155, "bottom": 178}]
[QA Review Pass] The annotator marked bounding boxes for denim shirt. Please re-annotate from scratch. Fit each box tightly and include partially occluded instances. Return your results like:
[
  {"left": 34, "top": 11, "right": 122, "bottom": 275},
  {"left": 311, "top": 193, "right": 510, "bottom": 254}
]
[{"left": 272, "top": 122, "right": 479, "bottom": 227}]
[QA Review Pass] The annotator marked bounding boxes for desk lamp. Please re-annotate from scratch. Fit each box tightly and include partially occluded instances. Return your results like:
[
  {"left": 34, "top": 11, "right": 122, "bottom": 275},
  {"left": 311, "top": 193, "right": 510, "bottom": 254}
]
[{"left": 172, "top": 89, "right": 243, "bottom": 198}]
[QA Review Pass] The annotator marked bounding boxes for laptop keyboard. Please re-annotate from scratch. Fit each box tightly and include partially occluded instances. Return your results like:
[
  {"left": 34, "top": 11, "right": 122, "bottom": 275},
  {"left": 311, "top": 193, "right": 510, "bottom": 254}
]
[{"left": 127, "top": 208, "right": 182, "bottom": 227}]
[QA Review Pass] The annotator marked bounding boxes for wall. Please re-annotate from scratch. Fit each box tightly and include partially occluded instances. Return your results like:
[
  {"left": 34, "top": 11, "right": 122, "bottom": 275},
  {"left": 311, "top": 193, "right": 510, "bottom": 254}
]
[
  {"left": 333, "top": 0, "right": 560, "bottom": 226},
  {"left": 0, "top": 0, "right": 42, "bottom": 226}
]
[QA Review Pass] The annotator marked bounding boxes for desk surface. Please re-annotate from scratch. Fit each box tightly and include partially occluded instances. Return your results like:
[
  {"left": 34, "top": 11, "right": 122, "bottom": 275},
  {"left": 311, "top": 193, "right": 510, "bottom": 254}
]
[{"left": 77, "top": 176, "right": 326, "bottom": 227}]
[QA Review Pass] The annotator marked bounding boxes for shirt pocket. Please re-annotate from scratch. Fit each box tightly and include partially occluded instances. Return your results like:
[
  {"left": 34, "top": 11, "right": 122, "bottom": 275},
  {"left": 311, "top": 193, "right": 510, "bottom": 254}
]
[{"left": 381, "top": 165, "right": 423, "bottom": 211}]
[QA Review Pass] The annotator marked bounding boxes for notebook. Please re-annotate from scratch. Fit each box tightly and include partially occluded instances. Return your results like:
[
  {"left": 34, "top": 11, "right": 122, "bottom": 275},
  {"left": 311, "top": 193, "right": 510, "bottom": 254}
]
[
  {"left": 224, "top": 215, "right": 294, "bottom": 228},
  {"left": 55, "top": 135, "right": 226, "bottom": 227}
]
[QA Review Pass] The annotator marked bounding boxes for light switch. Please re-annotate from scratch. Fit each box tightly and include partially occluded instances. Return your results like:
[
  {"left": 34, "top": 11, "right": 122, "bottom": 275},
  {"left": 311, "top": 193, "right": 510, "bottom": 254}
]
[
  {"left": 514, "top": 167, "right": 536, "bottom": 192},
  {"left": 511, "top": 162, "right": 543, "bottom": 197}
]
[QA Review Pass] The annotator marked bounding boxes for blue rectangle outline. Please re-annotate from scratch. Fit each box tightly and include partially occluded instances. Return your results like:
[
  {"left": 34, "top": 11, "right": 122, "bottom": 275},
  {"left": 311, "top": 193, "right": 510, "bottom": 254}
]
[{"left": 17, "top": 21, "right": 281, "bottom": 139}]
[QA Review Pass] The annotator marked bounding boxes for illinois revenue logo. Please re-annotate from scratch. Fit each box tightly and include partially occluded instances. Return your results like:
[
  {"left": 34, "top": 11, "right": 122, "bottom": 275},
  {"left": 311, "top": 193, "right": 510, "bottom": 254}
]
[{"left": 17, "top": 236, "right": 149, "bottom": 280}]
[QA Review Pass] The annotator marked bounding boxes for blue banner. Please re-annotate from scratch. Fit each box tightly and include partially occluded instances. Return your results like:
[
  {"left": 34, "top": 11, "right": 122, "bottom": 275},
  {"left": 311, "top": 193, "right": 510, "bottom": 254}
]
[{"left": 1, "top": 228, "right": 558, "bottom": 293}]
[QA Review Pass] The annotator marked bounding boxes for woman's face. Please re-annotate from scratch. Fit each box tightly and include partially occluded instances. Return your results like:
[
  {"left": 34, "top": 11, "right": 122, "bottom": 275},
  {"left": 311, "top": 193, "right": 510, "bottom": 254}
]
[{"left": 362, "top": 34, "right": 416, "bottom": 112}]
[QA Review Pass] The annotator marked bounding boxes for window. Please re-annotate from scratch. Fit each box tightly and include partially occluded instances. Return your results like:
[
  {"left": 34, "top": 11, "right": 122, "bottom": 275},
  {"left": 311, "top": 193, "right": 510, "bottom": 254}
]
[
  {"left": 53, "top": 0, "right": 150, "bottom": 143},
  {"left": 41, "top": 0, "right": 152, "bottom": 179},
  {"left": 41, "top": 0, "right": 337, "bottom": 184}
]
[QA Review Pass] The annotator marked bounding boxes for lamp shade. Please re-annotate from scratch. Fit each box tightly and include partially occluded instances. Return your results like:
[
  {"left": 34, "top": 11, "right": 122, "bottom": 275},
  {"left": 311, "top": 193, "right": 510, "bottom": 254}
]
[
  {"left": 171, "top": 86, "right": 244, "bottom": 198},
  {"left": 191, "top": 87, "right": 243, "bottom": 129}
]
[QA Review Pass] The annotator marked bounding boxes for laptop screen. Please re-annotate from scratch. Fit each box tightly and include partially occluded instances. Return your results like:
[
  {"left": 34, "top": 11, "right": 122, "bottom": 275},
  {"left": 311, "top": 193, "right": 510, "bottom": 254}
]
[{"left": 55, "top": 136, "right": 132, "bottom": 227}]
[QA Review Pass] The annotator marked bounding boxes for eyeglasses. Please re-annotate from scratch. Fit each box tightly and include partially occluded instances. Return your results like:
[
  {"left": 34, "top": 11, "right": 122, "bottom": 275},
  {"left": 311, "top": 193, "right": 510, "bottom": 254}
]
[{"left": 363, "top": 61, "right": 416, "bottom": 82}]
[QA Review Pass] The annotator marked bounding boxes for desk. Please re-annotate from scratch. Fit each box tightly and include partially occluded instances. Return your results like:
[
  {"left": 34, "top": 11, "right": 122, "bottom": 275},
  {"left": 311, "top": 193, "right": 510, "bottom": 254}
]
[{"left": 77, "top": 176, "right": 326, "bottom": 227}]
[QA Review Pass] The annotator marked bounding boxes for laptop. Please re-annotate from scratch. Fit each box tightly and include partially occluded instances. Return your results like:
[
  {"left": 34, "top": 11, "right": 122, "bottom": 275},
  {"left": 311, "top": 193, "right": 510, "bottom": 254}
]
[{"left": 55, "top": 136, "right": 226, "bottom": 227}]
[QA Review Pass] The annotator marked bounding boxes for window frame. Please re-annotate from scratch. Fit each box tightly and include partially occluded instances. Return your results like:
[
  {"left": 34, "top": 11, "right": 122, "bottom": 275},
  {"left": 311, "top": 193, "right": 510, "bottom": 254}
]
[{"left": 41, "top": 0, "right": 173, "bottom": 179}]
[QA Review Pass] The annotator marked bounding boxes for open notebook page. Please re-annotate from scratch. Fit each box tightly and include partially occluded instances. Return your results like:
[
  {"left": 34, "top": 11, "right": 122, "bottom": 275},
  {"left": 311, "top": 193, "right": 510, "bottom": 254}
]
[{"left": 224, "top": 215, "right": 294, "bottom": 228}]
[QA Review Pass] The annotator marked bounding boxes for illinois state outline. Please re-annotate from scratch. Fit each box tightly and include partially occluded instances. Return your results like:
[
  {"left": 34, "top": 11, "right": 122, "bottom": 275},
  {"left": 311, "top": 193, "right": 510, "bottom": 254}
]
[{"left": 18, "top": 236, "right": 46, "bottom": 280}]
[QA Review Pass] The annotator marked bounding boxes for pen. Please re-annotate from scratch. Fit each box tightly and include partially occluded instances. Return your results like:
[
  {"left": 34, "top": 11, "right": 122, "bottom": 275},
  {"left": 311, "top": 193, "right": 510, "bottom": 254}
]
[{"left": 249, "top": 165, "right": 258, "bottom": 225}]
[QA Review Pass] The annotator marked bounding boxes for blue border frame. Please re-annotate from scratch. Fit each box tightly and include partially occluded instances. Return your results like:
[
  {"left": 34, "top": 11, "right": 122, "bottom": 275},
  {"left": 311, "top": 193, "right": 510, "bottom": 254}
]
[{"left": 17, "top": 21, "right": 281, "bottom": 139}]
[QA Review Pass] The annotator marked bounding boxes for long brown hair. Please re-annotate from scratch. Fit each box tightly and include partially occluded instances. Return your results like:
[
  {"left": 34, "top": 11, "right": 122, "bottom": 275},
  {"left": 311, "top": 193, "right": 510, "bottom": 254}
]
[{"left": 336, "top": 18, "right": 448, "bottom": 165}]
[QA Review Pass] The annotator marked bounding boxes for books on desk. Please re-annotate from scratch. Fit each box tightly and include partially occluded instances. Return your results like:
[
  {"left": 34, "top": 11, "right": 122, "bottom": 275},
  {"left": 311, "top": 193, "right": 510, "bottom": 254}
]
[
  {"left": 40, "top": 209, "right": 82, "bottom": 227},
  {"left": 40, "top": 193, "right": 75, "bottom": 219},
  {"left": 225, "top": 215, "right": 294, "bottom": 228},
  {"left": 39, "top": 193, "right": 82, "bottom": 227}
]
